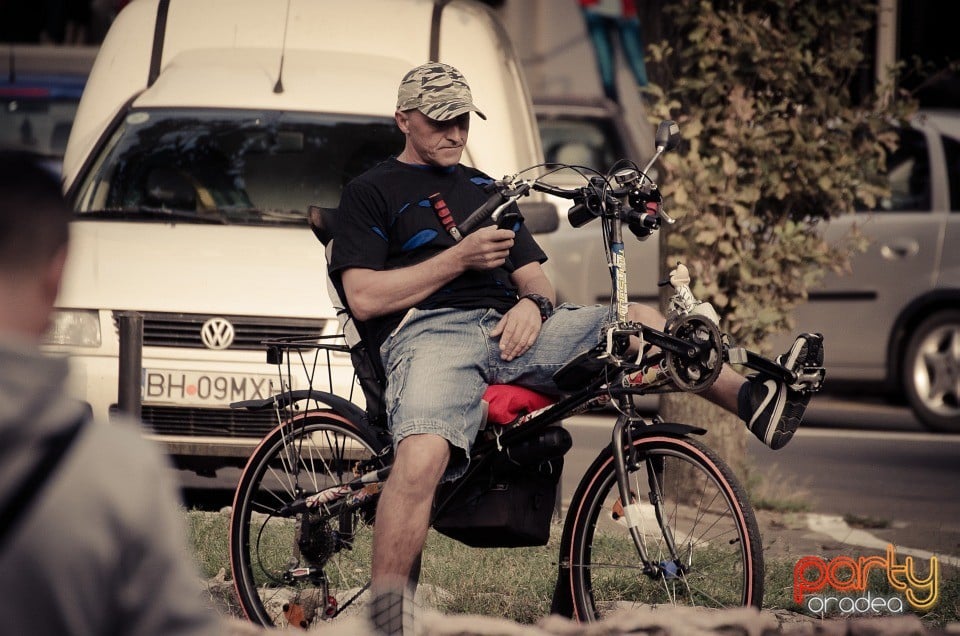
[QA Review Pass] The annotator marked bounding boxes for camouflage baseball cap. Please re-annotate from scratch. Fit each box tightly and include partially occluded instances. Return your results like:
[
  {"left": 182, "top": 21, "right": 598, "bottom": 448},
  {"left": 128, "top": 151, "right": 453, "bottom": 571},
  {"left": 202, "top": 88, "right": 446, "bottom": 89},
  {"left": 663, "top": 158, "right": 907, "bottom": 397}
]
[{"left": 396, "top": 62, "right": 487, "bottom": 121}]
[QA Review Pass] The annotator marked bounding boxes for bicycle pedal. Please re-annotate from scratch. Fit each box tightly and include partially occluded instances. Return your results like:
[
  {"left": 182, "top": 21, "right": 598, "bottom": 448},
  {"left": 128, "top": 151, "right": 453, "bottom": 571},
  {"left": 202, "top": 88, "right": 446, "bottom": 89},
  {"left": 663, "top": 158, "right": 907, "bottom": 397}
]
[
  {"left": 287, "top": 566, "right": 322, "bottom": 581},
  {"left": 792, "top": 367, "right": 826, "bottom": 393}
]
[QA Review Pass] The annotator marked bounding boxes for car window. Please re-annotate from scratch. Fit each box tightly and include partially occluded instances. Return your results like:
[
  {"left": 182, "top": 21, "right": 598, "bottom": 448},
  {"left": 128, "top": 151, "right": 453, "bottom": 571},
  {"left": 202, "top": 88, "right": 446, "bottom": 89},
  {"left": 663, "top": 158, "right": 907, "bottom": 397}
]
[
  {"left": 537, "top": 116, "right": 625, "bottom": 172},
  {"left": 73, "top": 108, "right": 403, "bottom": 225},
  {"left": 875, "top": 127, "right": 931, "bottom": 213},
  {"left": 942, "top": 134, "right": 960, "bottom": 212}
]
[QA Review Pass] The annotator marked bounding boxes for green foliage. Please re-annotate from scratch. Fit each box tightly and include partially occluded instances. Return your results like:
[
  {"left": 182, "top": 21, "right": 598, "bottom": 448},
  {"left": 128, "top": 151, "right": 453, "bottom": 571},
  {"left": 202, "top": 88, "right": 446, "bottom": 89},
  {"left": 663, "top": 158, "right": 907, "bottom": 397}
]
[{"left": 645, "top": 0, "right": 916, "bottom": 347}]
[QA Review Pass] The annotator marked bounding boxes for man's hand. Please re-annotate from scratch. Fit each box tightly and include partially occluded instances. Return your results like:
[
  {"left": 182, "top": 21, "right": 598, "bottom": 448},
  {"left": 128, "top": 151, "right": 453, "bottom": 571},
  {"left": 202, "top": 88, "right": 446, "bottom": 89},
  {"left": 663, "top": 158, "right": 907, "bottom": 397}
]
[
  {"left": 490, "top": 297, "right": 542, "bottom": 361},
  {"left": 456, "top": 226, "right": 514, "bottom": 271}
]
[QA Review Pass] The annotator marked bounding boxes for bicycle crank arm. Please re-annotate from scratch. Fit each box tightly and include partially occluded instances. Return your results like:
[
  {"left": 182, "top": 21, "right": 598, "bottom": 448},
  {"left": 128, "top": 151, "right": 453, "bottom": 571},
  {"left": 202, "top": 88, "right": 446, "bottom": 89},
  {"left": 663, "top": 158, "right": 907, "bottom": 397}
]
[{"left": 642, "top": 328, "right": 702, "bottom": 359}]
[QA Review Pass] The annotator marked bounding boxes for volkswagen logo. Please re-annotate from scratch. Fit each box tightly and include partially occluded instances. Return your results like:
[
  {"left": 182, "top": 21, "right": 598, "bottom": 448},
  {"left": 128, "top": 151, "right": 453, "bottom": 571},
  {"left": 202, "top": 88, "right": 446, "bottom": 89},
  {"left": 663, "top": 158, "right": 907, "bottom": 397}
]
[{"left": 200, "top": 317, "right": 235, "bottom": 350}]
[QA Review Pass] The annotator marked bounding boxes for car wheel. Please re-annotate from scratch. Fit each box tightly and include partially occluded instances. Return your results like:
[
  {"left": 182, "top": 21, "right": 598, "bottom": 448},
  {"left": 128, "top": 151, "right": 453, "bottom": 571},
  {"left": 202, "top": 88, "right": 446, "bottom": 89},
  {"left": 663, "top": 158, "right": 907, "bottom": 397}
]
[{"left": 903, "top": 310, "right": 960, "bottom": 433}]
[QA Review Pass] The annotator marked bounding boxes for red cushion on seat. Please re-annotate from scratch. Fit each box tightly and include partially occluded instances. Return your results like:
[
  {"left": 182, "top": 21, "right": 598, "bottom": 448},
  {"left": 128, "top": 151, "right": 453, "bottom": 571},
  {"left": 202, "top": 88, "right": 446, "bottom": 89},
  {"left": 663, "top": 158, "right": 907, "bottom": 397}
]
[{"left": 482, "top": 385, "right": 555, "bottom": 426}]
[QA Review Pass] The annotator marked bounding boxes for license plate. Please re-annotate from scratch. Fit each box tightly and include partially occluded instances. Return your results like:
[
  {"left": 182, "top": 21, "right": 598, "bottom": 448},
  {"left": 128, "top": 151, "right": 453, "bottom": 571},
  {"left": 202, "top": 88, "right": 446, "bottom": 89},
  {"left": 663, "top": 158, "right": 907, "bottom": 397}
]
[{"left": 143, "top": 369, "right": 286, "bottom": 406}]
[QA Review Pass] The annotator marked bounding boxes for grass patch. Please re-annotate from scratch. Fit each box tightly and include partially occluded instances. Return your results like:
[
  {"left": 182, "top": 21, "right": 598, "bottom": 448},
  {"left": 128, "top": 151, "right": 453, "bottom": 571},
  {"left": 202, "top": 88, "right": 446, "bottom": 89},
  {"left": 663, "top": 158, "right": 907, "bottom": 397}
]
[
  {"left": 420, "top": 529, "right": 559, "bottom": 623},
  {"left": 924, "top": 566, "right": 960, "bottom": 626},
  {"left": 186, "top": 510, "right": 960, "bottom": 627},
  {"left": 186, "top": 509, "right": 231, "bottom": 578},
  {"left": 760, "top": 554, "right": 796, "bottom": 611}
]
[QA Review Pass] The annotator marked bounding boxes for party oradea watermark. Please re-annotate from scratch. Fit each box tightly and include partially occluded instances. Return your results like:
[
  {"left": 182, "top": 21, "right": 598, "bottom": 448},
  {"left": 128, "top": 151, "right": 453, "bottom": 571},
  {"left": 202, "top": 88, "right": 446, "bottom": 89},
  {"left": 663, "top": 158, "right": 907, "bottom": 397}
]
[{"left": 793, "top": 544, "right": 939, "bottom": 617}]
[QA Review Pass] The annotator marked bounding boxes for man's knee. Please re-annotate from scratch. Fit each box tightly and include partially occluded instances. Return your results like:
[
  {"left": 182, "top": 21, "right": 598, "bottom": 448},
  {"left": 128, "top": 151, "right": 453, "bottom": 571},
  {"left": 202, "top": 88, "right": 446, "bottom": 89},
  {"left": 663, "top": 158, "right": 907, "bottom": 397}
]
[
  {"left": 391, "top": 433, "right": 451, "bottom": 493},
  {"left": 627, "top": 302, "right": 665, "bottom": 329}
]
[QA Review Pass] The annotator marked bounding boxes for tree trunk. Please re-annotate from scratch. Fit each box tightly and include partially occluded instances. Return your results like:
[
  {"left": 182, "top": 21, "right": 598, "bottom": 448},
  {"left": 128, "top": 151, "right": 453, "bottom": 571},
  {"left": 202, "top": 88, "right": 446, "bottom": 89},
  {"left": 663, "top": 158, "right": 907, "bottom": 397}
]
[{"left": 659, "top": 392, "right": 749, "bottom": 490}]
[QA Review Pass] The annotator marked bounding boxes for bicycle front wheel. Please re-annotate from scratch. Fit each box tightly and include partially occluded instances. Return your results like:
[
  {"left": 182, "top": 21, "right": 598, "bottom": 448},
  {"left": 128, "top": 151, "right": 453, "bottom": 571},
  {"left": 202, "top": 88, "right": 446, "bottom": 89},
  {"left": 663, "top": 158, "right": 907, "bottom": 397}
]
[
  {"left": 229, "top": 412, "right": 387, "bottom": 627},
  {"left": 562, "top": 433, "right": 763, "bottom": 621}
]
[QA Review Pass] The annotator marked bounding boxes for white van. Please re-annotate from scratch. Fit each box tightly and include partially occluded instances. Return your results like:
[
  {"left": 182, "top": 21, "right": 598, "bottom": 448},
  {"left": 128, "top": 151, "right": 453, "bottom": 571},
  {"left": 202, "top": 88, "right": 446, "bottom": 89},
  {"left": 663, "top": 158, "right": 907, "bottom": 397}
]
[{"left": 52, "top": 0, "right": 554, "bottom": 474}]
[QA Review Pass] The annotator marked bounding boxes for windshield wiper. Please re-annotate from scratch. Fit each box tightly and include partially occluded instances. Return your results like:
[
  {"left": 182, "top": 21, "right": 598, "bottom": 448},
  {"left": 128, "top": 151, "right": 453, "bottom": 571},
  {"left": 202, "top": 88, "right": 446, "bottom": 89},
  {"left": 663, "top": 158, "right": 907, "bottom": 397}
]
[
  {"left": 257, "top": 208, "right": 308, "bottom": 223},
  {"left": 76, "top": 206, "right": 229, "bottom": 224},
  {"left": 210, "top": 207, "right": 308, "bottom": 225}
]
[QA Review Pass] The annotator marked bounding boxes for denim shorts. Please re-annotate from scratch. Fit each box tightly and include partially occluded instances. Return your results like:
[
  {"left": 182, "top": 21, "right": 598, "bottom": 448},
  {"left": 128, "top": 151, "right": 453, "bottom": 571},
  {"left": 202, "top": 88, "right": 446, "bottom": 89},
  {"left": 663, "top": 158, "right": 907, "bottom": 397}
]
[{"left": 379, "top": 303, "right": 608, "bottom": 481}]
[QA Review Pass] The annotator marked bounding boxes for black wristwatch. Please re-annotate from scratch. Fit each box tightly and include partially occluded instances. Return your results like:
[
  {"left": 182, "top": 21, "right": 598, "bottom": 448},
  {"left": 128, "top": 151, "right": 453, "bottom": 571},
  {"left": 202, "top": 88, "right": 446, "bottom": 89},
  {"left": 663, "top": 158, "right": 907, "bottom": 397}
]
[{"left": 521, "top": 293, "right": 554, "bottom": 322}]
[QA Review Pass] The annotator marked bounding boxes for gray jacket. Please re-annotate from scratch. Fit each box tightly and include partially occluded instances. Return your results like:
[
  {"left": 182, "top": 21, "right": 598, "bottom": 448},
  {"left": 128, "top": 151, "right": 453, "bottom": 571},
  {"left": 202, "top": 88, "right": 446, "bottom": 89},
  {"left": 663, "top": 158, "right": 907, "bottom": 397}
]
[{"left": 0, "top": 339, "right": 222, "bottom": 635}]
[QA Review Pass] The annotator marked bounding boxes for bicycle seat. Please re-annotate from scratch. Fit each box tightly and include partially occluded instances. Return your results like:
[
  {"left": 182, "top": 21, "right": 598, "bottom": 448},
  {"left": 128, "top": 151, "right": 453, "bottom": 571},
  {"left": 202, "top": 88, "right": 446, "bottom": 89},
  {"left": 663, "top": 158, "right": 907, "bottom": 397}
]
[{"left": 482, "top": 385, "right": 555, "bottom": 426}]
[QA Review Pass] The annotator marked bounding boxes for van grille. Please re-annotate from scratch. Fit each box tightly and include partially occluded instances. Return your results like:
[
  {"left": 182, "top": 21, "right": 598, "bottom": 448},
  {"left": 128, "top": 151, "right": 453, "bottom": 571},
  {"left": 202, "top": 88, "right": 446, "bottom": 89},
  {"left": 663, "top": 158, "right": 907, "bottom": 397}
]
[
  {"left": 112, "top": 312, "right": 326, "bottom": 350},
  {"left": 112, "top": 405, "right": 285, "bottom": 438}
]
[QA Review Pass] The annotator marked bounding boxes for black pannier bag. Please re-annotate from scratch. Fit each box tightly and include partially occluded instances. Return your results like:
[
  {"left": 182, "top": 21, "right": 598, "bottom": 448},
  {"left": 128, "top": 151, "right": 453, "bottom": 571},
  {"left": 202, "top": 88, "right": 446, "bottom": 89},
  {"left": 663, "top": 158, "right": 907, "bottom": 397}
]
[{"left": 432, "top": 427, "right": 571, "bottom": 548}]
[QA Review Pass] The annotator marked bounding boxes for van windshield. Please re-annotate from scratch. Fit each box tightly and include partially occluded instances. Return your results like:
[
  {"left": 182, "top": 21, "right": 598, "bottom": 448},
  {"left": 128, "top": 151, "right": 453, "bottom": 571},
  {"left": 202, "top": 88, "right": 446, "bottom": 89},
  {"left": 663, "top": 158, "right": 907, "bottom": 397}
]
[{"left": 73, "top": 108, "right": 403, "bottom": 225}]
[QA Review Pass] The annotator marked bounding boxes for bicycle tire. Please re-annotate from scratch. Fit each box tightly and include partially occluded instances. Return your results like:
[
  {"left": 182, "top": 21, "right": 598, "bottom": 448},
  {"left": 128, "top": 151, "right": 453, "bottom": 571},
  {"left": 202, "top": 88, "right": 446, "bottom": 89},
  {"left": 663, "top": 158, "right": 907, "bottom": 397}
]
[
  {"left": 561, "top": 433, "right": 763, "bottom": 620},
  {"left": 229, "top": 411, "right": 387, "bottom": 627}
]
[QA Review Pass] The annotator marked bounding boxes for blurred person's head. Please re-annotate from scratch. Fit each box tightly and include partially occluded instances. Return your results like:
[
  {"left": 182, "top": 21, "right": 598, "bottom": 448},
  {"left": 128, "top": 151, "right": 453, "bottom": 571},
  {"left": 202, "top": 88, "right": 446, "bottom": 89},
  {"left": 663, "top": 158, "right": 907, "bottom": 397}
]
[{"left": 0, "top": 152, "right": 71, "bottom": 339}]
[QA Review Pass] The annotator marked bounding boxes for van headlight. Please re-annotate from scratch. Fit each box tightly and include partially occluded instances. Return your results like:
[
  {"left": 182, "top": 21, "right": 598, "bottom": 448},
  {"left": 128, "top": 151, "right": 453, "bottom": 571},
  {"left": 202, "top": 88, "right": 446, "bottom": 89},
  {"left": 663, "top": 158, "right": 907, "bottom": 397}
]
[{"left": 42, "top": 310, "right": 102, "bottom": 347}]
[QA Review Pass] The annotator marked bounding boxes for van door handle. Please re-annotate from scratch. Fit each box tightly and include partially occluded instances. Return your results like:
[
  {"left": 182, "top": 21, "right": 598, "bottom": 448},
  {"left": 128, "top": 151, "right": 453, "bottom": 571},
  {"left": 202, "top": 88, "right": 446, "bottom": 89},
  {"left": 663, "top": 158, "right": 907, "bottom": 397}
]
[{"left": 880, "top": 240, "right": 919, "bottom": 260}]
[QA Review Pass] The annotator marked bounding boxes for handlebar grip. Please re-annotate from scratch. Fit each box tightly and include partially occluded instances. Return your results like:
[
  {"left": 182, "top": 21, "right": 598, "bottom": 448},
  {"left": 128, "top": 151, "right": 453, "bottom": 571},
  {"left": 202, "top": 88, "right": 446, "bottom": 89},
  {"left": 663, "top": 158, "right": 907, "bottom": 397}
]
[
  {"left": 459, "top": 190, "right": 508, "bottom": 235},
  {"left": 532, "top": 181, "right": 579, "bottom": 199}
]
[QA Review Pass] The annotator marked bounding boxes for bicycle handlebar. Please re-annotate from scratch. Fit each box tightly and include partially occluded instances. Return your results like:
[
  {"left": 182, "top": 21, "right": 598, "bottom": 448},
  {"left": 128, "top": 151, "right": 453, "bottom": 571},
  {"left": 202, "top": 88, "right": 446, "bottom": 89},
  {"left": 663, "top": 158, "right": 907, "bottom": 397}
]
[
  {"left": 458, "top": 182, "right": 531, "bottom": 237},
  {"left": 458, "top": 189, "right": 509, "bottom": 235},
  {"left": 457, "top": 120, "right": 681, "bottom": 240}
]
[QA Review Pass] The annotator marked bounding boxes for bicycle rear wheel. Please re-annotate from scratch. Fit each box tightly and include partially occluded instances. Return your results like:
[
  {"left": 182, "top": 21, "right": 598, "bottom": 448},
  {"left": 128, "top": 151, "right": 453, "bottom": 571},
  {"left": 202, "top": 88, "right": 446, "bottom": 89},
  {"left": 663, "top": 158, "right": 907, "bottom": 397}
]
[
  {"left": 561, "top": 433, "right": 763, "bottom": 620},
  {"left": 229, "top": 412, "right": 387, "bottom": 627}
]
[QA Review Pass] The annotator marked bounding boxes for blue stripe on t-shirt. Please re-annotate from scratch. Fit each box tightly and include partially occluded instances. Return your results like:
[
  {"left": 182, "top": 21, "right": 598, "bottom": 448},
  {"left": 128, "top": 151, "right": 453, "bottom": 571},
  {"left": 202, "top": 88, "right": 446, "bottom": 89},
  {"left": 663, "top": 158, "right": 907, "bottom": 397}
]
[{"left": 402, "top": 229, "right": 438, "bottom": 251}]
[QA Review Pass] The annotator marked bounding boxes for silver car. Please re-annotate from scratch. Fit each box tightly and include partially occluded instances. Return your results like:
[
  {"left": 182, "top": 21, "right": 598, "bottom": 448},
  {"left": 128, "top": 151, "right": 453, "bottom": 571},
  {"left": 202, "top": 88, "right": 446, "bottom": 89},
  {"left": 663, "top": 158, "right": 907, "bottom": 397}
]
[{"left": 534, "top": 101, "right": 960, "bottom": 433}]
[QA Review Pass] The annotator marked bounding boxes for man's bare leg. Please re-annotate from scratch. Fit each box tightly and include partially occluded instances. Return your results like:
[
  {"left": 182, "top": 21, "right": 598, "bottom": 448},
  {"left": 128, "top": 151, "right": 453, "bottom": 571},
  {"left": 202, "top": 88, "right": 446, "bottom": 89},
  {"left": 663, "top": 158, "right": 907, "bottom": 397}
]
[
  {"left": 371, "top": 433, "right": 450, "bottom": 589},
  {"left": 625, "top": 303, "right": 822, "bottom": 448}
]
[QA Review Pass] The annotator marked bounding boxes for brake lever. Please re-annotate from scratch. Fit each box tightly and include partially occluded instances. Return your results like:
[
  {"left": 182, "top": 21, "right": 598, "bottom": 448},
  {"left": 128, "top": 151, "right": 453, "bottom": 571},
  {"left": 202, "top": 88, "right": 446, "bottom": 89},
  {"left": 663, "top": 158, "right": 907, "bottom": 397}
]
[{"left": 491, "top": 181, "right": 531, "bottom": 231}]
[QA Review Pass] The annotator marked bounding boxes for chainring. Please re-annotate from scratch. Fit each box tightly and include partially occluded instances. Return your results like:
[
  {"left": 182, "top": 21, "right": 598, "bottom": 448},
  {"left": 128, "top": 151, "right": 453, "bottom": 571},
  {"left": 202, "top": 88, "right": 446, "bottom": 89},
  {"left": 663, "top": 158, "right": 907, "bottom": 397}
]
[{"left": 663, "top": 314, "right": 723, "bottom": 392}]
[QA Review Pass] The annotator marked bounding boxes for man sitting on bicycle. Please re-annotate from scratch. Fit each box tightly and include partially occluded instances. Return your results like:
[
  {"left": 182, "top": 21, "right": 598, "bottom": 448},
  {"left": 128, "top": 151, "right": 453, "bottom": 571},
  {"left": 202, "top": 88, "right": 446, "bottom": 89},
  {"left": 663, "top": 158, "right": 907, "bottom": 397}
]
[{"left": 328, "top": 61, "right": 822, "bottom": 627}]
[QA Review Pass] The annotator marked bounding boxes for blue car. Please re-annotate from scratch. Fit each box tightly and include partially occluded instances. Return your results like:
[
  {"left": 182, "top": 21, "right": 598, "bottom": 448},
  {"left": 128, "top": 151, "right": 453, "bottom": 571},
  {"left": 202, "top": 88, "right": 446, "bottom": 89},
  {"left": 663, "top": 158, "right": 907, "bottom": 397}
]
[{"left": 1, "top": 45, "right": 97, "bottom": 174}]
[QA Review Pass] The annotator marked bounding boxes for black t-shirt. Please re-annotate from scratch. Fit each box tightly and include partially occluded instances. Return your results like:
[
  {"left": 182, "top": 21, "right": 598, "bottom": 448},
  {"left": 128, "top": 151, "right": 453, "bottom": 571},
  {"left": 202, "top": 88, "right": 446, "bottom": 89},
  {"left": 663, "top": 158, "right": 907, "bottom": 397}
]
[{"left": 329, "top": 158, "right": 547, "bottom": 352}]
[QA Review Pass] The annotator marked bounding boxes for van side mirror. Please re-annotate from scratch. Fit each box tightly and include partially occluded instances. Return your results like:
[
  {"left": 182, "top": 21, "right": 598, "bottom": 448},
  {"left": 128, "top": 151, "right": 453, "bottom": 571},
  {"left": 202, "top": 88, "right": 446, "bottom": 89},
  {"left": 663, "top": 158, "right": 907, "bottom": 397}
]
[
  {"left": 518, "top": 200, "right": 560, "bottom": 234},
  {"left": 640, "top": 120, "right": 682, "bottom": 179},
  {"left": 655, "top": 120, "right": 681, "bottom": 152}
]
